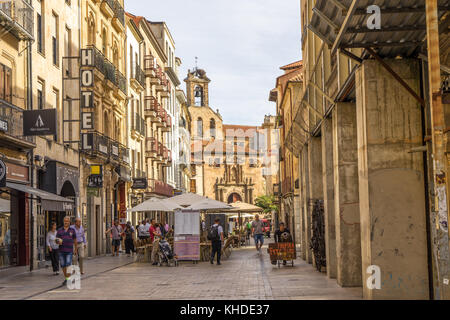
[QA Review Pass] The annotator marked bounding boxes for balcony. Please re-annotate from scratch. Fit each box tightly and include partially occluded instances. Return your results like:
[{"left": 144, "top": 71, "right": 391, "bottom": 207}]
[
  {"left": 0, "top": 0, "right": 34, "bottom": 40},
  {"left": 0, "top": 100, "right": 35, "bottom": 150},
  {"left": 161, "top": 113, "right": 171, "bottom": 132},
  {"left": 157, "top": 142, "right": 164, "bottom": 161},
  {"left": 162, "top": 147, "right": 172, "bottom": 167},
  {"left": 84, "top": 45, "right": 127, "bottom": 95},
  {"left": 145, "top": 137, "right": 158, "bottom": 159},
  {"left": 144, "top": 96, "right": 159, "bottom": 120},
  {"left": 148, "top": 179, "right": 174, "bottom": 197},
  {"left": 101, "top": 0, "right": 124, "bottom": 32},
  {"left": 80, "top": 131, "right": 129, "bottom": 164},
  {"left": 144, "top": 55, "right": 158, "bottom": 81},
  {"left": 130, "top": 64, "right": 145, "bottom": 90},
  {"left": 156, "top": 108, "right": 166, "bottom": 128}
]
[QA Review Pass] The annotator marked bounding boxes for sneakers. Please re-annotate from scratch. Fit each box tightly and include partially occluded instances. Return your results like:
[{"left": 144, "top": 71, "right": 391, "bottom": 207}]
[
  {"left": 210, "top": 259, "right": 214, "bottom": 265},
  {"left": 62, "top": 279, "right": 67, "bottom": 286},
  {"left": 217, "top": 262, "right": 222, "bottom": 265}
]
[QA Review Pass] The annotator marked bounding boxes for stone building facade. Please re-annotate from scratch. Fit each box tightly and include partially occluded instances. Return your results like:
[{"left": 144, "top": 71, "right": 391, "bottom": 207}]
[{"left": 187, "top": 68, "right": 274, "bottom": 205}]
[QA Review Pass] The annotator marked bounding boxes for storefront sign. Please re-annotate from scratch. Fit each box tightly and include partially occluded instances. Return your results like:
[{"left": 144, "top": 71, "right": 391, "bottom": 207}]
[
  {"left": 5, "top": 161, "right": 29, "bottom": 183},
  {"left": 0, "top": 119, "right": 7, "bottom": 132},
  {"left": 23, "top": 109, "right": 57, "bottom": 136},
  {"left": 268, "top": 242, "right": 296, "bottom": 262},
  {"left": 132, "top": 178, "right": 147, "bottom": 190},
  {"left": 87, "top": 175, "right": 103, "bottom": 188},
  {"left": 90, "top": 165, "right": 102, "bottom": 175},
  {"left": 0, "top": 160, "right": 6, "bottom": 187}
]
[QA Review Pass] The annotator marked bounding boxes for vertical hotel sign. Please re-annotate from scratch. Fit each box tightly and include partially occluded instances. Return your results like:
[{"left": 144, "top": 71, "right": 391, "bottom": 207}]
[{"left": 80, "top": 49, "right": 95, "bottom": 151}]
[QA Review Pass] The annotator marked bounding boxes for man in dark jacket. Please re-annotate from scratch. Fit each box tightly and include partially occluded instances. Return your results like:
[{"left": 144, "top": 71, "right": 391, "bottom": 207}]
[{"left": 273, "top": 222, "right": 291, "bottom": 266}]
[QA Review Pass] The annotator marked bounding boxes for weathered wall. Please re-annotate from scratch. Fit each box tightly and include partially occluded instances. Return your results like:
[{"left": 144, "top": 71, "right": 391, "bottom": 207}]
[
  {"left": 333, "top": 102, "right": 362, "bottom": 287},
  {"left": 356, "top": 59, "right": 429, "bottom": 299},
  {"left": 322, "top": 118, "right": 337, "bottom": 279}
]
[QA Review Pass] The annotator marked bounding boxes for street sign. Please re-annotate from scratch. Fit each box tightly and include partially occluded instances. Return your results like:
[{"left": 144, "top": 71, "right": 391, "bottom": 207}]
[
  {"left": 0, "top": 160, "right": 6, "bottom": 188},
  {"left": 23, "top": 109, "right": 57, "bottom": 136}
]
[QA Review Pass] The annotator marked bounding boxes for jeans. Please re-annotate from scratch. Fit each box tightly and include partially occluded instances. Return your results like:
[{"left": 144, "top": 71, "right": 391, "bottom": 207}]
[
  {"left": 59, "top": 252, "right": 73, "bottom": 268},
  {"left": 254, "top": 234, "right": 264, "bottom": 246},
  {"left": 125, "top": 238, "right": 135, "bottom": 254},
  {"left": 211, "top": 240, "right": 222, "bottom": 263},
  {"left": 49, "top": 248, "right": 59, "bottom": 272}
]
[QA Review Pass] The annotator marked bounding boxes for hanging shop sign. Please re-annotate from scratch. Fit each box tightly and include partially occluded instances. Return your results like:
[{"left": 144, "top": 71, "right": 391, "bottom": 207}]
[
  {"left": 0, "top": 160, "right": 6, "bottom": 188},
  {"left": 131, "top": 178, "right": 147, "bottom": 190},
  {"left": 87, "top": 175, "right": 103, "bottom": 188},
  {"left": 23, "top": 109, "right": 57, "bottom": 136}
]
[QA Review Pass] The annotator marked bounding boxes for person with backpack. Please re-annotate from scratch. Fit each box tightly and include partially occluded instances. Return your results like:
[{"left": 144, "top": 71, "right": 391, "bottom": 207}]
[{"left": 208, "top": 218, "right": 224, "bottom": 265}]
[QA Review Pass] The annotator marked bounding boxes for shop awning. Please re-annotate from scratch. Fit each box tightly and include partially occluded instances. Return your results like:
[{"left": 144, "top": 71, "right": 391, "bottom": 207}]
[
  {"left": 6, "top": 182, "right": 74, "bottom": 211},
  {"left": 309, "top": 0, "right": 450, "bottom": 58},
  {"left": 0, "top": 198, "right": 10, "bottom": 213}
]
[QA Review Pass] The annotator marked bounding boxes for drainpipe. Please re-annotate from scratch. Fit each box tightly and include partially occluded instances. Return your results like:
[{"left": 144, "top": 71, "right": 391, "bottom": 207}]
[{"left": 27, "top": 38, "right": 34, "bottom": 272}]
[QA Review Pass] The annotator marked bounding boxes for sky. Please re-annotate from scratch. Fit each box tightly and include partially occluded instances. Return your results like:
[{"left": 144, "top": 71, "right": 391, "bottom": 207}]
[{"left": 126, "top": 0, "right": 302, "bottom": 126}]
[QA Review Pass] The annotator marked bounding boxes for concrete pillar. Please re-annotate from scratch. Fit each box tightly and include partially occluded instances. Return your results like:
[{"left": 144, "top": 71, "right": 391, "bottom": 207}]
[
  {"left": 322, "top": 118, "right": 337, "bottom": 279},
  {"left": 308, "top": 137, "right": 323, "bottom": 269},
  {"left": 333, "top": 102, "right": 362, "bottom": 287},
  {"left": 301, "top": 146, "right": 311, "bottom": 263},
  {"left": 356, "top": 59, "right": 429, "bottom": 299}
]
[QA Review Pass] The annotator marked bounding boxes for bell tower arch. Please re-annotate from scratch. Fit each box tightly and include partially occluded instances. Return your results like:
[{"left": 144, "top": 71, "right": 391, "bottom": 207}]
[{"left": 185, "top": 67, "right": 211, "bottom": 107}]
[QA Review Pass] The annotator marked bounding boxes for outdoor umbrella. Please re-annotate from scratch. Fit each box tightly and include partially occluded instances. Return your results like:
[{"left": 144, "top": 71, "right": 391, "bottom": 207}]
[
  {"left": 225, "top": 201, "right": 263, "bottom": 227},
  {"left": 128, "top": 197, "right": 182, "bottom": 212},
  {"left": 185, "top": 199, "right": 231, "bottom": 211}
]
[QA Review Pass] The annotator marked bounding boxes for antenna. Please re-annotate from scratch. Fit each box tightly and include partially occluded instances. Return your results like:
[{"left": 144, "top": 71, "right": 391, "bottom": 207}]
[{"left": 195, "top": 56, "right": 198, "bottom": 70}]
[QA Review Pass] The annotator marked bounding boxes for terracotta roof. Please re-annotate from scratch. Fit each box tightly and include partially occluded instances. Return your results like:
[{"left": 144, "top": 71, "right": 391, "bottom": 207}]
[
  {"left": 280, "top": 60, "right": 303, "bottom": 71},
  {"left": 126, "top": 12, "right": 144, "bottom": 26}
]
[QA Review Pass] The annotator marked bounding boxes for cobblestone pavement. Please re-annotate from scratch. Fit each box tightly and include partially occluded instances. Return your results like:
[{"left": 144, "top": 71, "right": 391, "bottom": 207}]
[{"left": 0, "top": 240, "right": 362, "bottom": 300}]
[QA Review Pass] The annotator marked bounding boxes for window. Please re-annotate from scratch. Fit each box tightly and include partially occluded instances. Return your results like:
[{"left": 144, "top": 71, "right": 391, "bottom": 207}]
[
  {"left": 196, "top": 117, "right": 203, "bottom": 138},
  {"left": 0, "top": 64, "right": 12, "bottom": 103},
  {"left": 51, "top": 13, "right": 59, "bottom": 66},
  {"left": 36, "top": 0, "right": 44, "bottom": 54},
  {"left": 102, "top": 28, "right": 107, "bottom": 55},
  {"left": 53, "top": 89, "right": 59, "bottom": 141},
  {"left": 190, "top": 179, "right": 196, "bottom": 194},
  {"left": 87, "top": 13, "right": 95, "bottom": 46},
  {"left": 210, "top": 118, "right": 216, "bottom": 138},
  {"left": 37, "top": 80, "right": 45, "bottom": 110}
]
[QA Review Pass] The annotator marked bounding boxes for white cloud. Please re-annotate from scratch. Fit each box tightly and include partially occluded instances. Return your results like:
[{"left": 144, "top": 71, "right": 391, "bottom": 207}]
[{"left": 127, "top": 0, "right": 301, "bottom": 126}]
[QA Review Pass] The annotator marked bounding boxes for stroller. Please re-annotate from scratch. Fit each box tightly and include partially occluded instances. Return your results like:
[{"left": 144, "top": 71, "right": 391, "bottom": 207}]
[{"left": 157, "top": 238, "right": 178, "bottom": 267}]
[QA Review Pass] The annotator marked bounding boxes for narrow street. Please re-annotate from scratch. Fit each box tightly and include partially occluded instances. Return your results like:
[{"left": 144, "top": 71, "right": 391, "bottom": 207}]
[{"left": 0, "top": 240, "right": 361, "bottom": 300}]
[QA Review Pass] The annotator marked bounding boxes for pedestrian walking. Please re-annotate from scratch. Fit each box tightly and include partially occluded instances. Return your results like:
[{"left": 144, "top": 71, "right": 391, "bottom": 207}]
[
  {"left": 252, "top": 214, "right": 265, "bottom": 254},
  {"left": 124, "top": 221, "right": 135, "bottom": 257},
  {"left": 106, "top": 220, "right": 123, "bottom": 256},
  {"left": 71, "top": 218, "right": 87, "bottom": 275},
  {"left": 150, "top": 219, "right": 162, "bottom": 265},
  {"left": 56, "top": 216, "right": 77, "bottom": 286},
  {"left": 208, "top": 218, "right": 224, "bottom": 265},
  {"left": 46, "top": 222, "right": 60, "bottom": 275}
]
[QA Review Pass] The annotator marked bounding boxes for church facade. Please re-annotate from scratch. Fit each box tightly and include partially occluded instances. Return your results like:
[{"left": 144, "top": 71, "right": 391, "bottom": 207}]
[{"left": 186, "top": 68, "right": 277, "bottom": 204}]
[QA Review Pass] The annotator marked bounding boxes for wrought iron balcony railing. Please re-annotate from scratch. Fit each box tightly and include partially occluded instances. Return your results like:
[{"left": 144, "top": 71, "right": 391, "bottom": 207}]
[
  {"left": 0, "top": 0, "right": 34, "bottom": 40},
  {"left": 84, "top": 45, "right": 127, "bottom": 95},
  {"left": 0, "top": 100, "right": 34, "bottom": 146},
  {"left": 131, "top": 64, "right": 145, "bottom": 88}
]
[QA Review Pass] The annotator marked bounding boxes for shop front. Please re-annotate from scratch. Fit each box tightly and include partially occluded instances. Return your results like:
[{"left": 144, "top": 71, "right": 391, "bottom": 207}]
[{"left": 0, "top": 161, "right": 30, "bottom": 269}]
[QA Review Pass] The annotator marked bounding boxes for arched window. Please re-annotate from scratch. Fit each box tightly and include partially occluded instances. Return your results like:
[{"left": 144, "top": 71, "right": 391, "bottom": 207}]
[
  {"left": 87, "top": 13, "right": 96, "bottom": 46},
  {"left": 194, "top": 86, "right": 203, "bottom": 106},
  {"left": 102, "top": 28, "right": 107, "bottom": 55},
  {"left": 197, "top": 117, "right": 203, "bottom": 138},
  {"left": 210, "top": 118, "right": 216, "bottom": 138}
]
